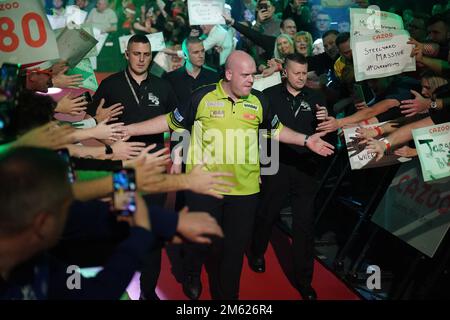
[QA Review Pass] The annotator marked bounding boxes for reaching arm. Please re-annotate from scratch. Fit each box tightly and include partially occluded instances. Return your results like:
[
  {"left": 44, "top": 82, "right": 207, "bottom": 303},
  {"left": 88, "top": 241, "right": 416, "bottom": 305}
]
[
  {"left": 72, "top": 176, "right": 113, "bottom": 201},
  {"left": 317, "top": 99, "right": 399, "bottom": 132},
  {"left": 125, "top": 114, "right": 170, "bottom": 137},
  {"left": 277, "top": 126, "right": 334, "bottom": 157},
  {"left": 366, "top": 116, "right": 434, "bottom": 161}
]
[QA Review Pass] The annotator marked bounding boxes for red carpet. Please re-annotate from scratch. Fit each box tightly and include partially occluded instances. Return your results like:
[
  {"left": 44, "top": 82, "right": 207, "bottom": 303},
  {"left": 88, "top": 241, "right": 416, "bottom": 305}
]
[{"left": 156, "top": 240, "right": 360, "bottom": 300}]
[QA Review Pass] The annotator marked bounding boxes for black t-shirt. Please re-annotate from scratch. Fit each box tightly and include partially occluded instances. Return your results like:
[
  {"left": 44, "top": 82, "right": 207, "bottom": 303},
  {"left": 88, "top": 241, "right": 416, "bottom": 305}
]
[
  {"left": 163, "top": 66, "right": 219, "bottom": 108},
  {"left": 263, "top": 83, "right": 327, "bottom": 171},
  {"left": 88, "top": 69, "right": 179, "bottom": 146}
]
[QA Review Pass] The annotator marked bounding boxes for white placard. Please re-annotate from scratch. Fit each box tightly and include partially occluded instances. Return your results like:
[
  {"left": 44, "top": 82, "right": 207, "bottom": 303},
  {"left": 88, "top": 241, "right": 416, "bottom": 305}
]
[
  {"left": 118, "top": 33, "right": 166, "bottom": 53},
  {"left": 350, "top": 8, "right": 404, "bottom": 38},
  {"left": 412, "top": 122, "right": 450, "bottom": 182},
  {"left": 352, "top": 30, "right": 416, "bottom": 82},
  {"left": 343, "top": 123, "right": 411, "bottom": 170},
  {"left": 188, "top": 0, "right": 225, "bottom": 26},
  {"left": 252, "top": 72, "right": 282, "bottom": 92},
  {"left": 47, "top": 14, "right": 67, "bottom": 30},
  {"left": 64, "top": 5, "right": 87, "bottom": 25},
  {"left": 0, "top": 0, "right": 60, "bottom": 65}
]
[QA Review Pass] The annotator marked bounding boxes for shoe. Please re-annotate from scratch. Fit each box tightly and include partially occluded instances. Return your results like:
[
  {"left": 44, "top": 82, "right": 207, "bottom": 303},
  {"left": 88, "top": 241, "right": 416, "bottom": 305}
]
[
  {"left": 248, "top": 255, "right": 265, "bottom": 273},
  {"left": 182, "top": 275, "right": 202, "bottom": 300},
  {"left": 297, "top": 284, "right": 317, "bottom": 300}
]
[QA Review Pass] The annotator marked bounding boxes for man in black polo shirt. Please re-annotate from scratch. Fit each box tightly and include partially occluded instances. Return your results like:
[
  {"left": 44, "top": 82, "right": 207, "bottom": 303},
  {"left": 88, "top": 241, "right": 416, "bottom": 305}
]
[
  {"left": 248, "top": 53, "right": 328, "bottom": 300},
  {"left": 88, "top": 35, "right": 178, "bottom": 150},
  {"left": 163, "top": 37, "right": 219, "bottom": 107},
  {"left": 86, "top": 34, "right": 178, "bottom": 300}
]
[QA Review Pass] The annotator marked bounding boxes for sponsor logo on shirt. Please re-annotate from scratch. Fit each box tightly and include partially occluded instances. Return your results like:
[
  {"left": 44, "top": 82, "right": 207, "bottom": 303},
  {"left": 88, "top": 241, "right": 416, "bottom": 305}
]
[
  {"left": 148, "top": 92, "right": 160, "bottom": 106},
  {"left": 210, "top": 110, "right": 225, "bottom": 118},
  {"left": 206, "top": 101, "right": 225, "bottom": 108},
  {"left": 299, "top": 101, "right": 311, "bottom": 111},
  {"left": 243, "top": 103, "right": 258, "bottom": 111},
  {"left": 271, "top": 114, "right": 280, "bottom": 128},
  {"left": 174, "top": 108, "right": 184, "bottom": 122},
  {"left": 243, "top": 113, "right": 256, "bottom": 120}
]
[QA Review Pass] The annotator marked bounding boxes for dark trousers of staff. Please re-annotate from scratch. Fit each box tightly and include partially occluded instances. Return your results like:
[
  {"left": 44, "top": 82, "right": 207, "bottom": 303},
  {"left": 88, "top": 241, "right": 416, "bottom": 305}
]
[
  {"left": 251, "top": 162, "right": 318, "bottom": 289},
  {"left": 183, "top": 192, "right": 259, "bottom": 300}
]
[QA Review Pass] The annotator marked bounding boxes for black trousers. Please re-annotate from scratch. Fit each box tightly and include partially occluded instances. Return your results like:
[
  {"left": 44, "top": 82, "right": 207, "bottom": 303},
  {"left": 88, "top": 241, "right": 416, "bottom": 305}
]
[
  {"left": 139, "top": 193, "right": 167, "bottom": 299},
  {"left": 251, "top": 163, "right": 318, "bottom": 287},
  {"left": 183, "top": 192, "right": 259, "bottom": 300}
]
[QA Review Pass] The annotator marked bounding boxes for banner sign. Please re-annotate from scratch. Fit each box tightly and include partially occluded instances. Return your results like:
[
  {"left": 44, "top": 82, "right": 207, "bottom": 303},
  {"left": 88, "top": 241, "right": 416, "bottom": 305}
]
[
  {"left": 412, "top": 122, "right": 450, "bottom": 182},
  {"left": 372, "top": 159, "right": 450, "bottom": 258},
  {"left": 343, "top": 123, "right": 411, "bottom": 170},
  {"left": 352, "top": 30, "right": 416, "bottom": 82},
  {"left": 0, "top": 0, "right": 59, "bottom": 64},
  {"left": 188, "top": 0, "right": 225, "bottom": 26}
]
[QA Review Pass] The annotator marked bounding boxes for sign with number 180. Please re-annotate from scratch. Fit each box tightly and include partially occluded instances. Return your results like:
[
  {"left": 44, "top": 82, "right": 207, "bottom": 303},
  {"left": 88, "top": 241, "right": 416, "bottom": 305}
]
[{"left": 0, "top": 0, "right": 59, "bottom": 65}]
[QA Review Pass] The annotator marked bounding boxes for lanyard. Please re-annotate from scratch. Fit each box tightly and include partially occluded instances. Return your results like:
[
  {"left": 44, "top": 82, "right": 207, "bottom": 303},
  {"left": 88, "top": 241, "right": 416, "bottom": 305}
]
[{"left": 124, "top": 71, "right": 140, "bottom": 106}]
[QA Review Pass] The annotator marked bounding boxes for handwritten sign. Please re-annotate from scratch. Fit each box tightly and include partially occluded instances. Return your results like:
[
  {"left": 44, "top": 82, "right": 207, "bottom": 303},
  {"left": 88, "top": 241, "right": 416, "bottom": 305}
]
[
  {"left": 67, "top": 58, "right": 98, "bottom": 91},
  {"left": 188, "top": 0, "right": 225, "bottom": 26},
  {"left": 343, "top": 123, "right": 411, "bottom": 170},
  {"left": 252, "top": 72, "right": 282, "bottom": 92},
  {"left": 352, "top": 30, "right": 416, "bottom": 82},
  {"left": 0, "top": 0, "right": 59, "bottom": 65},
  {"left": 350, "top": 8, "right": 404, "bottom": 38},
  {"left": 118, "top": 33, "right": 166, "bottom": 54},
  {"left": 64, "top": 5, "right": 87, "bottom": 26},
  {"left": 56, "top": 26, "right": 98, "bottom": 68},
  {"left": 412, "top": 122, "right": 450, "bottom": 182},
  {"left": 372, "top": 159, "right": 450, "bottom": 258}
]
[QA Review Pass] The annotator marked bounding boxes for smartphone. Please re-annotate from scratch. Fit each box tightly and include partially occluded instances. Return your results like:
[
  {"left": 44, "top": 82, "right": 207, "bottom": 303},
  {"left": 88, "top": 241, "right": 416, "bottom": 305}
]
[
  {"left": 76, "top": 91, "right": 93, "bottom": 103},
  {"left": 56, "top": 148, "right": 76, "bottom": 183},
  {"left": 0, "top": 63, "right": 20, "bottom": 105},
  {"left": 112, "top": 169, "right": 137, "bottom": 216},
  {"left": 258, "top": 3, "right": 268, "bottom": 11},
  {"left": 353, "top": 83, "right": 366, "bottom": 104}
]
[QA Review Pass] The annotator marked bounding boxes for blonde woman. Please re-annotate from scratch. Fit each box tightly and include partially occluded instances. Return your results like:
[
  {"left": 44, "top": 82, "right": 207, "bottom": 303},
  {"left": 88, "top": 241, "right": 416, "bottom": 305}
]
[{"left": 294, "top": 31, "right": 313, "bottom": 57}]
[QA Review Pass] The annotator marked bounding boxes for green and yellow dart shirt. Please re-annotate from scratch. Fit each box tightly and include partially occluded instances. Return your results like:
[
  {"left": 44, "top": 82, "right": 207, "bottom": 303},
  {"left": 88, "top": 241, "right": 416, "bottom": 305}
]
[{"left": 167, "top": 80, "right": 283, "bottom": 196}]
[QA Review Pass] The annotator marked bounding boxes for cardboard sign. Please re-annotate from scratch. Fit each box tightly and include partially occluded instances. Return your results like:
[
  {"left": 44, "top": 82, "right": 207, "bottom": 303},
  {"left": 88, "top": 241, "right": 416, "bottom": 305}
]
[
  {"left": 350, "top": 8, "right": 404, "bottom": 37},
  {"left": 343, "top": 123, "right": 411, "bottom": 170},
  {"left": 352, "top": 30, "right": 416, "bottom": 82},
  {"left": 67, "top": 58, "right": 98, "bottom": 91},
  {"left": 56, "top": 26, "right": 98, "bottom": 68},
  {"left": 412, "top": 122, "right": 450, "bottom": 182},
  {"left": 188, "top": 0, "right": 225, "bottom": 26},
  {"left": 372, "top": 159, "right": 450, "bottom": 258},
  {"left": 252, "top": 72, "right": 282, "bottom": 92},
  {"left": 0, "top": 0, "right": 59, "bottom": 64}
]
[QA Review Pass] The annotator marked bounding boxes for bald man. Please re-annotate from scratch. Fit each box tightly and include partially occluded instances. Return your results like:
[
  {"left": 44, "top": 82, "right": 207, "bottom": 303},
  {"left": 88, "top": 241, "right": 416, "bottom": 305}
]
[{"left": 124, "top": 51, "right": 334, "bottom": 300}]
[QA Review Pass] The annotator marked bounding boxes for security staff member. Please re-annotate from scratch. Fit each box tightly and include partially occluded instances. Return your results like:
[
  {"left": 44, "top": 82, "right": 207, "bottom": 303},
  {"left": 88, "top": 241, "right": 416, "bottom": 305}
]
[
  {"left": 248, "top": 53, "right": 328, "bottom": 300},
  {"left": 88, "top": 34, "right": 179, "bottom": 150},
  {"left": 124, "top": 50, "right": 334, "bottom": 300},
  {"left": 86, "top": 34, "right": 178, "bottom": 300},
  {"left": 163, "top": 37, "right": 219, "bottom": 107}
]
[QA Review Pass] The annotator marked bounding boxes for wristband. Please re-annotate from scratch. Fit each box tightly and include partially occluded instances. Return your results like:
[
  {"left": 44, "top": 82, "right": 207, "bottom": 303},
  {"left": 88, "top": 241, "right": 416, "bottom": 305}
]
[
  {"left": 374, "top": 126, "right": 382, "bottom": 136},
  {"left": 304, "top": 135, "right": 310, "bottom": 147},
  {"left": 381, "top": 138, "right": 391, "bottom": 153}
]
